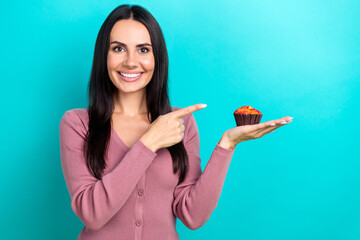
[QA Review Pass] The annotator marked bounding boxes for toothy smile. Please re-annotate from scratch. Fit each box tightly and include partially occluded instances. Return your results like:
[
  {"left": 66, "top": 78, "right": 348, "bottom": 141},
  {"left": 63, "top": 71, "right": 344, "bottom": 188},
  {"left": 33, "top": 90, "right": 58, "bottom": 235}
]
[{"left": 118, "top": 72, "right": 142, "bottom": 78}]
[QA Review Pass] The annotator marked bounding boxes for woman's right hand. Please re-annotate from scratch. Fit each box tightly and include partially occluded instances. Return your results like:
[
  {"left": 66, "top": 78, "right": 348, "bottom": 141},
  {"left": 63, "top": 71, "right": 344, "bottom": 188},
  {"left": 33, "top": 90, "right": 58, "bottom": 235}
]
[{"left": 140, "top": 104, "right": 207, "bottom": 152}]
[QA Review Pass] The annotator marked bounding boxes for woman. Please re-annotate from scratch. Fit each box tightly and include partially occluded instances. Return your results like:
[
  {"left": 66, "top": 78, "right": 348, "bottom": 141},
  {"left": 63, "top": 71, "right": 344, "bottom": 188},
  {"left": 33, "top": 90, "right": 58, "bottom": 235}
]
[{"left": 59, "top": 4, "right": 292, "bottom": 240}]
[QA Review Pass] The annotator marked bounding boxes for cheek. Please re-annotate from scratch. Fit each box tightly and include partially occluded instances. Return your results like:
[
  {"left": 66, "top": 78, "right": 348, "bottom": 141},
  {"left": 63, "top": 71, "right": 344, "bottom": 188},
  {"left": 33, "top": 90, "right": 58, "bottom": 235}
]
[
  {"left": 142, "top": 57, "right": 155, "bottom": 71},
  {"left": 107, "top": 54, "right": 120, "bottom": 69}
]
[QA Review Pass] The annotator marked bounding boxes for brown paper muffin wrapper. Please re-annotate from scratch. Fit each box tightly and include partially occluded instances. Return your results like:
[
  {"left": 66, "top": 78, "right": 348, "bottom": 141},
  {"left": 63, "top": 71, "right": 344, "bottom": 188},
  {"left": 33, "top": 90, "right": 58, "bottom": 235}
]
[{"left": 234, "top": 113, "right": 263, "bottom": 126}]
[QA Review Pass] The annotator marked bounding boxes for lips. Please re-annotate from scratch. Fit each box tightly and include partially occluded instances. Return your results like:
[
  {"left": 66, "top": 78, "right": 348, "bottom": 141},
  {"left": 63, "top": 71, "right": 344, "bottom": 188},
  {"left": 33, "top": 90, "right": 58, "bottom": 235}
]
[{"left": 117, "top": 71, "right": 143, "bottom": 82}]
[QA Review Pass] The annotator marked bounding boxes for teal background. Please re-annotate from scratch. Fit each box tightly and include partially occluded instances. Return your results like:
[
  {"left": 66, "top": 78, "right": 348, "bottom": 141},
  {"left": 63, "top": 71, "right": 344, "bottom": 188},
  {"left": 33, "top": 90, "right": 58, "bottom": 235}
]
[{"left": 1, "top": 0, "right": 360, "bottom": 239}]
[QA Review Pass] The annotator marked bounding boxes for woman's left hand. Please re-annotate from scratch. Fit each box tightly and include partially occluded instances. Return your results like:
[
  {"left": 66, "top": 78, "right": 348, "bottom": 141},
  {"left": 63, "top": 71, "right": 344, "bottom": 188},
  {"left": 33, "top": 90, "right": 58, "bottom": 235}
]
[{"left": 218, "top": 116, "right": 293, "bottom": 150}]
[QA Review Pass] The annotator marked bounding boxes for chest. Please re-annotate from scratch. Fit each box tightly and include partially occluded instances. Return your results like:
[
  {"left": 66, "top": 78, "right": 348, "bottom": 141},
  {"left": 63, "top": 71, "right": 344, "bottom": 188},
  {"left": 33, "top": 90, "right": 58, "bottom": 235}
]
[
  {"left": 107, "top": 116, "right": 179, "bottom": 189},
  {"left": 111, "top": 115, "right": 150, "bottom": 149}
]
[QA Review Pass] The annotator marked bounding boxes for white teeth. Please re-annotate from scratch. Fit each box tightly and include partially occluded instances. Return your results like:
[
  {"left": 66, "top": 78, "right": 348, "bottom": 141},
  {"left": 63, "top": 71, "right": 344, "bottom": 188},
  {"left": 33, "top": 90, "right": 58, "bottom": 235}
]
[{"left": 120, "top": 72, "right": 141, "bottom": 78}]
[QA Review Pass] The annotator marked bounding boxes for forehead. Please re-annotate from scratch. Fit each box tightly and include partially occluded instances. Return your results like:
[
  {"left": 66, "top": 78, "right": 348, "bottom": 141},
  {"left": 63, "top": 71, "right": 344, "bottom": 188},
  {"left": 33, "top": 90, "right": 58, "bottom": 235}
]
[{"left": 109, "top": 19, "right": 151, "bottom": 44}]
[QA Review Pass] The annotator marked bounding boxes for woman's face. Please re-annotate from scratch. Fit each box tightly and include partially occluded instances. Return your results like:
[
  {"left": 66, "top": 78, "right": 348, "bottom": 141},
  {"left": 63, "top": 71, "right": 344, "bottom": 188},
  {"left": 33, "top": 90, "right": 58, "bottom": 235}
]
[{"left": 107, "top": 19, "right": 155, "bottom": 95}]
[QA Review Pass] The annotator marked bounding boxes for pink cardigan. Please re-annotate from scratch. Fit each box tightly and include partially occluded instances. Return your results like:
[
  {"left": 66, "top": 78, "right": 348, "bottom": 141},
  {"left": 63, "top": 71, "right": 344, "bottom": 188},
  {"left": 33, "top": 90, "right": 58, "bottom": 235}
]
[{"left": 59, "top": 107, "right": 234, "bottom": 240}]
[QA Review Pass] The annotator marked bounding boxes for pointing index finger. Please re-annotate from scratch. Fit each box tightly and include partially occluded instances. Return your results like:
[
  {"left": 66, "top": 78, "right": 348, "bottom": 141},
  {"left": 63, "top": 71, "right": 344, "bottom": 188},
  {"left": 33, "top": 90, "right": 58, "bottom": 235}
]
[{"left": 171, "top": 104, "right": 207, "bottom": 118}]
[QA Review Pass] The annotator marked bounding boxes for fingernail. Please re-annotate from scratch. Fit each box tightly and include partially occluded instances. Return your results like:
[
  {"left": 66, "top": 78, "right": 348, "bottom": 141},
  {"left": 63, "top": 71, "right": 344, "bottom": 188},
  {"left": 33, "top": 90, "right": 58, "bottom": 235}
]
[
  {"left": 199, "top": 104, "right": 207, "bottom": 108},
  {"left": 280, "top": 121, "right": 288, "bottom": 124},
  {"left": 270, "top": 123, "right": 276, "bottom": 126},
  {"left": 286, "top": 119, "right": 293, "bottom": 122}
]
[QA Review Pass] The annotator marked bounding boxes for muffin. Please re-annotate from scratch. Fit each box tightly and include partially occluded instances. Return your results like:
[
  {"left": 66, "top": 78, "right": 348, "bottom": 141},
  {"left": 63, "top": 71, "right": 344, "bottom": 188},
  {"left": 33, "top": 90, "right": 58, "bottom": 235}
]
[{"left": 234, "top": 106, "right": 262, "bottom": 126}]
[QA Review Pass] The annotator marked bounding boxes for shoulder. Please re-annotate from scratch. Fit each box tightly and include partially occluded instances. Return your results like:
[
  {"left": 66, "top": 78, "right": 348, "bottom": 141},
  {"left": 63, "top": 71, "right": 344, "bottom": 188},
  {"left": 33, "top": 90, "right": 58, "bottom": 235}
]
[
  {"left": 61, "top": 107, "right": 88, "bottom": 122},
  {"left": 59, "top": 107, "right": 89, "bottom": 133}
]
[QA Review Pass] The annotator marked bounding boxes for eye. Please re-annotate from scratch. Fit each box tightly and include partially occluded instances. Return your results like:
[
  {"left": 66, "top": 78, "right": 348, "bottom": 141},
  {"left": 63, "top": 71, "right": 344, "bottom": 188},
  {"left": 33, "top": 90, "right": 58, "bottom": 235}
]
[
  {"left": 113, "top": 46, "right": 125, "bottom": 52},
  {"left": 139, "top": 47, "right": 149, "bottom": 53}
]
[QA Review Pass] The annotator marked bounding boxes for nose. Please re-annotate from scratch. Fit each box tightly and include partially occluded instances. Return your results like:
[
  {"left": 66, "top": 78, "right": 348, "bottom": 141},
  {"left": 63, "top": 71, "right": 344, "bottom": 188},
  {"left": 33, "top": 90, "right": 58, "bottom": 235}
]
[{"left": 123, "top": 52, "right": 137, "bottom": 68}]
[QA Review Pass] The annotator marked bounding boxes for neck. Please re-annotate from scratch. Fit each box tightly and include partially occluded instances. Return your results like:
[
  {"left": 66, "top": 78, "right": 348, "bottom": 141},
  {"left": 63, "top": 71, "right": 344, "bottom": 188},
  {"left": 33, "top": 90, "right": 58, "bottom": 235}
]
[{"left": 112, "top": 89, "right": 148, "bottom": 118}]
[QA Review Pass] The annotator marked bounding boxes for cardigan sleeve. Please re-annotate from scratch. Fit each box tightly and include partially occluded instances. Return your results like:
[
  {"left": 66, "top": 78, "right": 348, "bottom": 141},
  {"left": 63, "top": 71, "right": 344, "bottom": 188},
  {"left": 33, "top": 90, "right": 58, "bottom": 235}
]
[
  {"left": 59, "top": 110, "right": 157, "bottom": 231},
  {"left": 172, "top": 113, "right": 234, "bottom": 230}
]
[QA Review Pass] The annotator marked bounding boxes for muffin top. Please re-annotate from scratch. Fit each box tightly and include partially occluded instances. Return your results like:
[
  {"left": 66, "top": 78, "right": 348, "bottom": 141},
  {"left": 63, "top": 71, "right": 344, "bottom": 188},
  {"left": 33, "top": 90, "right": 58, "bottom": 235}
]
[{"left": 234, "top": 106, "right": 262, "bottom": 114}]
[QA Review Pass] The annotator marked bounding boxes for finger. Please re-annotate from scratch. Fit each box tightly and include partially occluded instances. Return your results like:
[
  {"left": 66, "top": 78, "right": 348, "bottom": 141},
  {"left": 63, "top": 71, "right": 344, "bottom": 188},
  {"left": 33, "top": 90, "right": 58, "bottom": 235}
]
[
  {"left": 244, "top": 121, "right": 276, "bottom": 133},
  {"left": 180, "top": 124, "right": 185, "bottom": 132},
  {"left": 171, "top": 103, "right": 207, "bottom": 118},
  {"left": 257, "top": 124, "right": 282, "bottom": 136},
  {"left": 257, "top": 119, "right": 292, "bottom": 136},
  {"left": 249, "top": 116, "right": 293, "bottom": 134},
  {"left": 258, "top": 116, "right": 293, "bottom": 128}
]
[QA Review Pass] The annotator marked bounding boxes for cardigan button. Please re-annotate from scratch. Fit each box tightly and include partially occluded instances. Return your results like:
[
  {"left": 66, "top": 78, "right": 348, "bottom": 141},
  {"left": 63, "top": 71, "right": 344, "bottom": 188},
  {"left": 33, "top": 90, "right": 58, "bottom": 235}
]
[
  {"left": 138, "top": 189, "right": 144, "bottom": 196},
  {"left": 135, "top": 219, "right": 142, "bottom": 227}
]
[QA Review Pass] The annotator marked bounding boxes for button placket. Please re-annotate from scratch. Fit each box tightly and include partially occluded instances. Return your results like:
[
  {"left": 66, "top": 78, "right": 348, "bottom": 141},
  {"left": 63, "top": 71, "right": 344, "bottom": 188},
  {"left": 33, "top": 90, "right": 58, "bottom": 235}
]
[{"left": 134, "top": 174, "right": 146, "bottom": 240}]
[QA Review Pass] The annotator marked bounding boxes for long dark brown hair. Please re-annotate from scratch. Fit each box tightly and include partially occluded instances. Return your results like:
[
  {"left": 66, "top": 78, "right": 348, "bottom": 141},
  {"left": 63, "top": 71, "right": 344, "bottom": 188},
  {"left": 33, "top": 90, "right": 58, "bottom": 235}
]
[{"left": 84, "top": 4, "right": 189, "bottom": 183}]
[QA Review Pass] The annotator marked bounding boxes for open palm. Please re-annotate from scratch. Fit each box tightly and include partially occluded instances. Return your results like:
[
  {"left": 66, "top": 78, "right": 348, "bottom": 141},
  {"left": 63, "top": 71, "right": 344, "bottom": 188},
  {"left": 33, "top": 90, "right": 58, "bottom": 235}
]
[{"left": 225, "top": 116, "right": 293, "bottom": 144}]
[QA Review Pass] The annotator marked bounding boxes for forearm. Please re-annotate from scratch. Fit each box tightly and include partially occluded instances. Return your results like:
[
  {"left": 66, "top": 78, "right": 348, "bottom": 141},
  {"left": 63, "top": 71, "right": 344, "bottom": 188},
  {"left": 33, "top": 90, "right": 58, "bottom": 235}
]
[
  {"left": 63, "top": 139, "right": 156, "bottom": 230},
  {"left": 173, "top": 144, "right": 234, "bottom": 229}
]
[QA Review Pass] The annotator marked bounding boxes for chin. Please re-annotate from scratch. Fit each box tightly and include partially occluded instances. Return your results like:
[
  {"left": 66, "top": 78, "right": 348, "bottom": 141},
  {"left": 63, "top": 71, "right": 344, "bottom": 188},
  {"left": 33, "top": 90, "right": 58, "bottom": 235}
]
[{"left": 118, "top": 85, "right": 147, "bottom": 94}]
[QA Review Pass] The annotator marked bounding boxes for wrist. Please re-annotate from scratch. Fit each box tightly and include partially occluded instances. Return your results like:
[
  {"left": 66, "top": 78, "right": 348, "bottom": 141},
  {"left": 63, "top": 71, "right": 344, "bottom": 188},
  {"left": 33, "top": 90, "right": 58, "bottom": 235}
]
[
  {"left": 218, "top": 135, "right": 236, "bottom": 151},
  {"left": 139, "top": 135, "right": 158, "bottom": 153}
]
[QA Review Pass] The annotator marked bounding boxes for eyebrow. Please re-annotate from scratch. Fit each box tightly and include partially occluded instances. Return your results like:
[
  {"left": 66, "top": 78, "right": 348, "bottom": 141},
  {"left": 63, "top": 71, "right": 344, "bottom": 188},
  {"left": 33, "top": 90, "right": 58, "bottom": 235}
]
[{"left": 110, "top": 41, "right": 152, "bottom": 47}]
